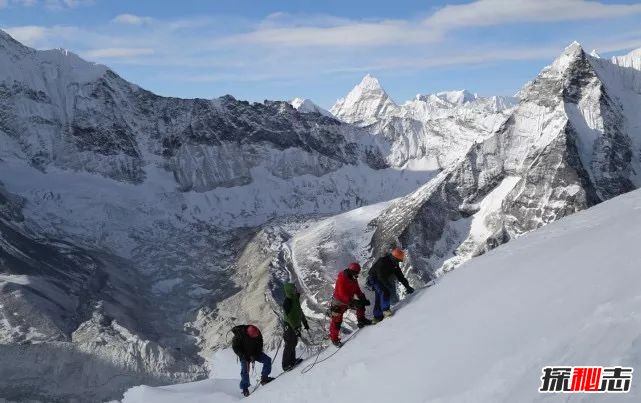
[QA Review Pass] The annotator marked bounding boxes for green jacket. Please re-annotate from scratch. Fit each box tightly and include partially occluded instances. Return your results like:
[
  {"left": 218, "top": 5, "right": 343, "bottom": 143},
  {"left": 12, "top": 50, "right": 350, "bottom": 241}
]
[{"left": 282, "top": 283, "right": 309, "bottom": 330}]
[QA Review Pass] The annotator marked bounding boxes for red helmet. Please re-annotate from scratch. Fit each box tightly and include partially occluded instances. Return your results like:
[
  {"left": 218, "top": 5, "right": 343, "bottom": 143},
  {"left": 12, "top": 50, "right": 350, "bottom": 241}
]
[
  {"left": 347, "top": 262, "right": 361, "bottom": 273},
  {"left": 246, "top": 325, "right": 260, "bottom": 338}
]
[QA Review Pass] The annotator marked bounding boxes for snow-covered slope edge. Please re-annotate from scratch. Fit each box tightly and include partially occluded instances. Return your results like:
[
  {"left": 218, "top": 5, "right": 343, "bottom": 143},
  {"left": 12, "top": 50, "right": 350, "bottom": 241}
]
[{"left": 122, "top": 186, "right": 641, "bottom": 403}]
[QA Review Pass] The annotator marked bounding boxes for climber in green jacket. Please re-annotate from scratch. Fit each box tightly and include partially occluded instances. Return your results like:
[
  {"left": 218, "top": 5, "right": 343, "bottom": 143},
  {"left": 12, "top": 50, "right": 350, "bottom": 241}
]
[{"left": 281, "top": 282, "right": 310, "bottom": 371}]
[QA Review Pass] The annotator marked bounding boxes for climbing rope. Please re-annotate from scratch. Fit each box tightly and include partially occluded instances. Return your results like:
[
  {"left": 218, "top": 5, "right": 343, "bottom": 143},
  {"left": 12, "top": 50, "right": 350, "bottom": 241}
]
[
  {"left": 299, "top": 277, "right": 439, "bottom": 375},
  {"left": 271, "top": 336, "right": 283, "bottom": 363},
  {"left": 300, "top": 327, "right": 360, "bottom": 374}
]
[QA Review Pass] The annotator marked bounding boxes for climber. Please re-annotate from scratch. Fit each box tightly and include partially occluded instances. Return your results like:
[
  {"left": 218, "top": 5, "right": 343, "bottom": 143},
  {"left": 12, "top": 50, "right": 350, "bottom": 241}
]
[
  {"left": 230, "top": 324, "right": 274, "bottom": 397},
  {"left": 366, "top": 247, "right": 414, "bottom": 322},
  {"left": 281, "top": 282, "right": 310, "bottom": 371},
  {"left": 329, "top": 262, "right": 372, "bottom": 347}
]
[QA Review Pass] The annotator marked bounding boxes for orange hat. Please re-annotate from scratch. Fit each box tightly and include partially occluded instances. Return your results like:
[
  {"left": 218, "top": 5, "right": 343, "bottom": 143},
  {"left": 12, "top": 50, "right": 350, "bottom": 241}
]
[
  {"left": 391, "top": 248, "right": 405, "bottom": 261},
  {"left": 246, "top": 325, "right": 260, "bottom": 338}
]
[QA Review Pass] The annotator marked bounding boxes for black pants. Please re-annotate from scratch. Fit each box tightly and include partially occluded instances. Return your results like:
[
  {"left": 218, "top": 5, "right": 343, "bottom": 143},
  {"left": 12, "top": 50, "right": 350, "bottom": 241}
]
[{"left": 282, "top": 325, "right": 299, "bottom": 370}]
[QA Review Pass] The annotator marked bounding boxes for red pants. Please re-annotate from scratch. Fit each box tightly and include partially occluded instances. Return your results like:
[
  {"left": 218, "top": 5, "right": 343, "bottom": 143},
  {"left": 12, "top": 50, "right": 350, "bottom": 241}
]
[{"left": 329, "top": 304, "right": 365, "bottom": 342}]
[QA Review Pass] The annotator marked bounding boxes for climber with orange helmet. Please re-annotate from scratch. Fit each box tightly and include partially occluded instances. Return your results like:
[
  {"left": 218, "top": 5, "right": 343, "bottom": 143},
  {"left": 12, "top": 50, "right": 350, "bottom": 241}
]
[
  {"left": 367, "top": 247, "right": 414, "bottom": 322},
  {"left": 329, "top": 262, "right": 372, "bottom": 347},
  {"left": 230, "top": 324, "right": 274, "bottom": 397}
]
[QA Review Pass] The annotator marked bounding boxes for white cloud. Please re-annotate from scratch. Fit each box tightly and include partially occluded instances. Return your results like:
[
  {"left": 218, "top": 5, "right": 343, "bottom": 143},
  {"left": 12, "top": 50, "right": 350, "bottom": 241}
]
[
  {"left": 45, "top": 0, "right": 93, "bottom": 9},
  {"left": 219, "top": 0, "right": 641, "bottom": 48},
  {"left": 426, "top": 0, "right": 641, "bottom": 28},
  {"left": 112, "top": 14, "right": 154, "bottom": 26},
  {"left": 86, "top": 47, "right": 155, "bottom": 59},
  {"left": 3, "top": 25, "right": 47, "bottom": 46},
  {"left": 219, "top": 20, "right": 441, "bottom": 47}
]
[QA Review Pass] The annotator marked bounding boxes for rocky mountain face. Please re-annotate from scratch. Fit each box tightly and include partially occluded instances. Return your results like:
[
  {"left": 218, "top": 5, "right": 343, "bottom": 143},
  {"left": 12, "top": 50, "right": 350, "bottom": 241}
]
[
  {"left": 0, "top": 28, "right": 389, "bottom": 192},
  {"left": 2, "top": 27, "right": 641, "bottom": 402},
  {"left": 368, "top": 43, "right": 641, "bottom": 280}
]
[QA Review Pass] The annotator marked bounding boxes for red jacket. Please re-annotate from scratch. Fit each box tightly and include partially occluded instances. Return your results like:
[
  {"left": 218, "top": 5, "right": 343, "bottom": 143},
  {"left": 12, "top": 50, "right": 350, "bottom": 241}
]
[{"left": 333, "top": 269, "right": 364, "bottom": 305}]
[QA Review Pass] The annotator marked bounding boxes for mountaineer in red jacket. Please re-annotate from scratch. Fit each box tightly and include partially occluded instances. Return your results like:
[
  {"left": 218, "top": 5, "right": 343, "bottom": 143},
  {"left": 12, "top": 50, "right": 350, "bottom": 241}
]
[{"left": 329, "top": 262, "right": 372, "bottom": 347}]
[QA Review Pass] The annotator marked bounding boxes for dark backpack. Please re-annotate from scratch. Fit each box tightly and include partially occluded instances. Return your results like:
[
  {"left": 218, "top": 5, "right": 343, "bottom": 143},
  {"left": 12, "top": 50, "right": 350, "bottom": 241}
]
[{"left": 230, "top": 325, "right": 246, "bottom": 358}]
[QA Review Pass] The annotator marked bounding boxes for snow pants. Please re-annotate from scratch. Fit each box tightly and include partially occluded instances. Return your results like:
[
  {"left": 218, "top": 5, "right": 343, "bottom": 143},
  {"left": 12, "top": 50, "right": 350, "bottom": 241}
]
[
  {"left": 368, "top": 276, "right": 391, "bottom": 320},
  {"left": 329, "top": 302, "right": 365, "bottom": 342},
  {"left": 282, "top": 324, "right": 299, "bottom": 370},
  {"left": 240, "top": 352, "right": 271, "bottom": 390}
]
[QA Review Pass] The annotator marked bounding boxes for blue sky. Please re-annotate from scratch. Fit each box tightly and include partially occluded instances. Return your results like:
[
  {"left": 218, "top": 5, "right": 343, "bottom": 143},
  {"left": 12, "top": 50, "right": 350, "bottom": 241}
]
[{"left": 2, "top": 0, "right": 641, "bottom": 108}]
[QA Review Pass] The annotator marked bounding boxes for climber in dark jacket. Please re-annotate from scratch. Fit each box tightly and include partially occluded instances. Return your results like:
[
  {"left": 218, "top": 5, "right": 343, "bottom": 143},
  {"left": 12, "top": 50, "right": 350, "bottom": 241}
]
[
  {"left": 281, "top": 282, "right": 309, "bottom": 371},
  {"left": 231, "top": 325, "right": 274, "bottom": 397},
  {"left": 367, "top": 248, "right": 414, "bottom": 322}
]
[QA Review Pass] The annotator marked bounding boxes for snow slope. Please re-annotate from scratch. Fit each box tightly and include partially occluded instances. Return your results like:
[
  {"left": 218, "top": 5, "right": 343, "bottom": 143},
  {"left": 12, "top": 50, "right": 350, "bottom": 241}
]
[{"left": 122, "top": 184, "right": 641, "bottom": 403}]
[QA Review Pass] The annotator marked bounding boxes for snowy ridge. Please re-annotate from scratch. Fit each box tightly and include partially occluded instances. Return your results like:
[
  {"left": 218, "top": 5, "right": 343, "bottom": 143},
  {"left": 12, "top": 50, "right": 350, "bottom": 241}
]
[
  {"left": 0, "top": 29, "right": 108, "bottom": 85},
  {"left": 123, "top": 186, "right": 641, "bottom": 403},
  {"left": 611, "top": 47, "right": 641, "bottom": 71}
]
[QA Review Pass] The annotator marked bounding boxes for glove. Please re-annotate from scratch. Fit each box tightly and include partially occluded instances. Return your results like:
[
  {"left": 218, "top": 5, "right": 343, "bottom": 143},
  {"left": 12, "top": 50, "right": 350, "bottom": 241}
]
[
  {"left": 406, "top": 286, "right": 415, "bottom": 294},
  {"left": 295, "top": 329, "right": 302, "bottom": 337},
  {"left": 359, "top": 295, "right": 371, "bottom": 306}
]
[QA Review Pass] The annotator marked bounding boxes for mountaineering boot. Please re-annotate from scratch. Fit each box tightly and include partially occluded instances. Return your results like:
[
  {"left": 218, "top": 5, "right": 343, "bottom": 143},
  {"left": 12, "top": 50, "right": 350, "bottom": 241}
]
[
  {"left": 242, "top": 388, "right": 250, "bottom": 397},
  {"left": 357, "top": 318, "right": 372, "bottom": 328},
  {"left": 383, "top": 309, "right": 393, "bottom": 318},
  {"left": 371, "top": 317, "right": 382, "bottom": 324},
  {"left": 332, "top": 339, "right": 343, "bottom": 347},
  {"left": 260, "top": 376, "right": 275, "bottom": 385},
  {"left": 283, "top": 358, "right": 304, "bottom": 372}
]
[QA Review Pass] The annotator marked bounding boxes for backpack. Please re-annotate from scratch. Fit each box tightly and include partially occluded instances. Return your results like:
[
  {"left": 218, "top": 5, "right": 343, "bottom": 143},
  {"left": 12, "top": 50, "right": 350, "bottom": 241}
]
[{"left": 230, "top": 325, "right": 246, "bottom": 358}]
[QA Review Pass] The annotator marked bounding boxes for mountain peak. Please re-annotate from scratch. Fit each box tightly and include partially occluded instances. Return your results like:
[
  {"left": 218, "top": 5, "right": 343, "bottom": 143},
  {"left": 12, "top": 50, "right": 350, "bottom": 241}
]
[
  {"left": 545, "top": 41, "right": 586, "bottom": 74},
  {"left": 357, "top": 74, "right": 383, "bottom": 91},
  {"left": 290, "top": 97, "right": 332, "bottom": 117},
  {"left": 561, "top": 41, "right": 585, "bottom": 60},
  {"left": 434, "top": 89, "right": 478, "bottom": 105},
  {"left": 330, "top": 74, "right": 397, "bottom": 125},
  {"left": 565, "top": 41, "right": 583, "bottom": 52}
]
